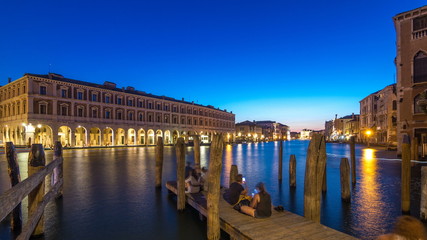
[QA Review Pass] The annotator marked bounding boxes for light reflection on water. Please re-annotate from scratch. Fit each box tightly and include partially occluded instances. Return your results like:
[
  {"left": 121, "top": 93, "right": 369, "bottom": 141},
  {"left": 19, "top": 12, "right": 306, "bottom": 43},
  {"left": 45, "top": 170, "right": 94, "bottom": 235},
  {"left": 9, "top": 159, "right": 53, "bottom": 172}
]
[{"left": 0, "top": 141, "right": 425, "bottom": 240}]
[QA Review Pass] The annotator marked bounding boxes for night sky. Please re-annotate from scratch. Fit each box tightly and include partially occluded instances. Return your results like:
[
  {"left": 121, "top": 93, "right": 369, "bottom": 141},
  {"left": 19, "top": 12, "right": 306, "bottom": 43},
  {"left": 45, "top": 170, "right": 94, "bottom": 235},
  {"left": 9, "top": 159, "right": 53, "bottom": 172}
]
[{"left": 0, "top": 1, "right": 424, "bottom": 131}]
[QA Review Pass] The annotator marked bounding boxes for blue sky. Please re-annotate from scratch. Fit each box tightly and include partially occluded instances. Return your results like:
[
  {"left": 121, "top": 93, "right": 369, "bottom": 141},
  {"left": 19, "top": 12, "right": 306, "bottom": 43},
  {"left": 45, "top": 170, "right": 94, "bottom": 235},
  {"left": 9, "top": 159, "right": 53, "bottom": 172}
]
[{"left": 0, "top": 0, "right": 425, "bottom": 131}]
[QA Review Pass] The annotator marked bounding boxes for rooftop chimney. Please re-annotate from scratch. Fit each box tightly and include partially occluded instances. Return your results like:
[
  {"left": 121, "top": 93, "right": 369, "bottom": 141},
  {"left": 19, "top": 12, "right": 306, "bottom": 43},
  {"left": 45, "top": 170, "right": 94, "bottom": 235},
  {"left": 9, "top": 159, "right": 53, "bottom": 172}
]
[{"left": 8, "top": 77, "right": 11, "bottom": 83}]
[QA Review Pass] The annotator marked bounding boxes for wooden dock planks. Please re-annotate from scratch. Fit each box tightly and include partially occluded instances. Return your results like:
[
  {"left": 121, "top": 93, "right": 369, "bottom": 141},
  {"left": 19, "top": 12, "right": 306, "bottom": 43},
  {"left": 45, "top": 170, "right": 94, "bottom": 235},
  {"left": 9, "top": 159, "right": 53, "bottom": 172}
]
[{"left": 166, "top": 181, "right": 357, "bottom": 240}]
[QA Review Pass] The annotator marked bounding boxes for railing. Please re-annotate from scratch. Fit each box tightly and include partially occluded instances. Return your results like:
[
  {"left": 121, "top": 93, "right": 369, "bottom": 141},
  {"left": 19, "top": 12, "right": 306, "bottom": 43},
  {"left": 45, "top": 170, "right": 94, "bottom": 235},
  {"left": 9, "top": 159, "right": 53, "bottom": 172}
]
[
  {"left": 413, "top": 29, "right": 427, "bottom": 40},
  {"left": 0, "top": 142, "right": 63, "bottom": 240}
]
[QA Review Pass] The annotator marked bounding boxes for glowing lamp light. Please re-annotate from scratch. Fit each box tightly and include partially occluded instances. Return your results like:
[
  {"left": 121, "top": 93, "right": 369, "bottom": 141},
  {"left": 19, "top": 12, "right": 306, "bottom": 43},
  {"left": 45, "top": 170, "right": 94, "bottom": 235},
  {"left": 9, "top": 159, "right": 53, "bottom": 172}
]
[
  {"left": 37, "top": 124, "right": 42, "bottom": 128},
  {"left": 365, "top": 130, "right": 372, "bottom": 137}
]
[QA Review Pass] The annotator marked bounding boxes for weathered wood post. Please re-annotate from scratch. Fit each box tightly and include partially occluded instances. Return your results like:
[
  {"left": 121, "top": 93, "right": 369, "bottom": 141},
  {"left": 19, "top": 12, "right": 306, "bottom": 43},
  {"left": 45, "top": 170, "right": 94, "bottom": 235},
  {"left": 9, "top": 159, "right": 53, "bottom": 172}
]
[
  {"left": 207, "top": 134, "right": 224, "bottom": 240},
  {"left": 28, "top": 144, "right": 46, "bottom": 236},
  {"left": 420, "top": 166, "right": 427, "bottom": 220},
  {"left": 53, "top": 141, "right": 64, "bottom": 198},
  {"left": 289, "top": 154, "right": 296, "bottom": 188},
  {"left": 350, "top": 136, "right": 356, "bottom": 186},
  {"left": 229, "top": 164, "right": 238, "bottom": 187},
  {"left": 401, "top": 135, "right": 411, "bottom": 213},
  {"left": 5, "top": 142, "right": 22, "bottom": 232},
  {"left": 155, "top": 136, "right": 164, "bottom": 188},
  {"left": 278, "top": 140, "right": 283, "bottom": 181},
  {"left": 176, "top": 137, "right": 186, "bottom": 211},
  {"left": 303, "top": 134, "right": 326, "bottom": 223},
  {"left": 194, "top": 135, "right": 201, "bottom": 172},
  {"left": 340, "top": 158, "right": 351, "bottom": 202}
]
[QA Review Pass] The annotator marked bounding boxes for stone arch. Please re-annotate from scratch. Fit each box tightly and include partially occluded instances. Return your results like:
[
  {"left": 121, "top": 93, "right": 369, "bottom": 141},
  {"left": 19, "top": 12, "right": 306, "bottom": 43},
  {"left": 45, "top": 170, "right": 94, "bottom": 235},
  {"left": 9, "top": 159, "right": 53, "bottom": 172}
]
[
  {"left": 89, "top": 127, "right": 101, "bottom": 146},
  {"left": 156, "top": 130, "right": 163, "bottom": 144},
  {"left": 137, "top": 128, "right": 146, "bottom": 145},
  {"left": 172, "top": 130, "right": 179, "bottom": 144},
  {"left": 75, "top": 126, "right": 87, "bottom": 147},
  {"left": 102, "top": 127, "right": 114, "bottom": 146},
  {"left": 116, "top": 128, "right": 126, "bottom": 145},
  {"left": 35, "top": 124, "right": 53, "bottom": 148},
  {"left": 164, "top": 130, "right": 171, "bottom": 144},
  {"left": 147, "top": 129, "right": 155, "bottom": 145},
  {"left": 127, "top": 128, "right": 136, "bottom": 145},
  {"left": 58, "top": 126, "right": 72, "bottom": 147}
]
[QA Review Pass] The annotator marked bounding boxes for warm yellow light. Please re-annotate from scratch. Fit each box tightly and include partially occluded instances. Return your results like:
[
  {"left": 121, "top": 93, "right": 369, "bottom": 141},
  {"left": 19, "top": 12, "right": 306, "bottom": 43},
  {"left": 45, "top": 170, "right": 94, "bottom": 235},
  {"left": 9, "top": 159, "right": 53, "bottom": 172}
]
[
  {"left": 22, "top": 123, "right": 26, "bottom": 126},
  {"left": 238, "top": 132, "right": 241, "bottom": 137},
  {"left": 365, "top": 130, "right": 372, "bottom": 136},
  {"left": 37, "top": 124, "right": 42, "bottom": 128},
  {"left": 248, "top": 133, "right": 251, "bottom": 137}
]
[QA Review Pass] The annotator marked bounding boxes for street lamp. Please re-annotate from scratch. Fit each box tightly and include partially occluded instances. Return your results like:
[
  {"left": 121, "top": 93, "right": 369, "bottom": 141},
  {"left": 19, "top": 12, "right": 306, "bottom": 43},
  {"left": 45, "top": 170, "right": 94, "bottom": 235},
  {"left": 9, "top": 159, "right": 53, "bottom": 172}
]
[{"left": 365, "top": 130, "right": 372, "bottom": 147}]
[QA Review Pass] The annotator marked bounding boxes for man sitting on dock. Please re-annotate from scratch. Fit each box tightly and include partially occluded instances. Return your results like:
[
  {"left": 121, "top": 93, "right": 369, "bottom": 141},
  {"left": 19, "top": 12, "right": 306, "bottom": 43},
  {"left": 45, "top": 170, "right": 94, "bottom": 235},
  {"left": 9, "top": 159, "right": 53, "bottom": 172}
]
[{"left": 224, "top": 174, "right": 248, "bottom": 206}]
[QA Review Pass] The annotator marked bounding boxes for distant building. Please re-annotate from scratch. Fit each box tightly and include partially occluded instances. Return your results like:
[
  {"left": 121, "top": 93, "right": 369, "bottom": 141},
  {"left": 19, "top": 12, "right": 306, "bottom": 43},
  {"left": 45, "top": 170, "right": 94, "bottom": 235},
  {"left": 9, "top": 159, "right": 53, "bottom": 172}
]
[
  {"left": 235, "top": 120, "right": 290, "bottom": 141},
  {"left": 325, "top": 114, "right": 359, "bottom": 141},
  {"left": 360, "top": 84, "right": 397, "bottom": 145},
  {"left": 290, "top": 132, "right": 300, "bottom": 140},
  {"left": 300, "top": 129, "right": 312, "bottom": 140},
  {"left": 0, "top": 73, "right": 235, "bottom": 147},
  {"left": 394, "top": 6, "right": 427, "bottom": 156},
  {"left": 235, "top": 120, "right": 263, "bottom": 141}
]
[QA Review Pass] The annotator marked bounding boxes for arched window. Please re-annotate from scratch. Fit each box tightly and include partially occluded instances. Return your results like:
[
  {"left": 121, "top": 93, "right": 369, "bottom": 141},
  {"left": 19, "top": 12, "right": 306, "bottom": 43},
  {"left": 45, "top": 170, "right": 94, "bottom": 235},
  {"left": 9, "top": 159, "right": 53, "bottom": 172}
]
[
  {"left": 414, "top": 51, "right": 427, "bottom": 83},
  {"left": 414, "top": 92, "right": 427, "bottom": 114}
]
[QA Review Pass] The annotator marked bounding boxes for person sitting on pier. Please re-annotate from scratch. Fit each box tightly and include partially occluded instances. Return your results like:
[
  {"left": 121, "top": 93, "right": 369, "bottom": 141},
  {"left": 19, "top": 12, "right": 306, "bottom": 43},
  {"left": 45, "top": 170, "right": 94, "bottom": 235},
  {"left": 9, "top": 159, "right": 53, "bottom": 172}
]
[
  {"left": 185, "top": 169, "right": 200, "bottom": 194},
  {"left": 225, "top": 174, "right": 248, "bottom": 206},
  {"left": 240, "top": 182, "right": 272, "bottom": 218}
]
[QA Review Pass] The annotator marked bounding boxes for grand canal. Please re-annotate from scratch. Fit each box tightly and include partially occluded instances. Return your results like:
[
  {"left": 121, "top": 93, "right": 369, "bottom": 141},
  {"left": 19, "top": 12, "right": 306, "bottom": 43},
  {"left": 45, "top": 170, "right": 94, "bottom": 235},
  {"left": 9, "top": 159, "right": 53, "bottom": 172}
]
[{"left": 0, "top": 140, "right": 425, "bottom": 240}]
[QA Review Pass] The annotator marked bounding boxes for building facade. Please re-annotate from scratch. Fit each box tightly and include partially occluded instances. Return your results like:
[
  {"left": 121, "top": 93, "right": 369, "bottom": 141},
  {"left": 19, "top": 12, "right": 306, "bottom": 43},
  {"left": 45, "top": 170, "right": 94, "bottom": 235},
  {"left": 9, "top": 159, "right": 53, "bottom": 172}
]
[
  {"left": 235, "top": 120, "right": 290, "bottom": 142},
  {"left": 394, "top": 6, "right": 427, "bottom": 155},
  {"left": 0, "top": 73, "right": 235, "bottom": 147},
  {"left": 360, "top": 84, "right": 397, "bottom": 145},
  {"left": 325, "top": 114, "right": 360, "bottom": 141},
  {"left": 235, "top": 121, "right": 263, "bottom": 141}
]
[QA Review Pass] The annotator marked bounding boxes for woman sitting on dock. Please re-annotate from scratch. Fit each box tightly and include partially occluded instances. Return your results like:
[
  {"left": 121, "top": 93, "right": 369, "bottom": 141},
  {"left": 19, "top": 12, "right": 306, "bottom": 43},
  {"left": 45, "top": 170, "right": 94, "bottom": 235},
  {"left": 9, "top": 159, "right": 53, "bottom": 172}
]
[
  {"left": 240, "top": 182, "right": 272, "bottom": 218},
  {"left": 185, "top": 169, "right": 201, "bottom": 193}
]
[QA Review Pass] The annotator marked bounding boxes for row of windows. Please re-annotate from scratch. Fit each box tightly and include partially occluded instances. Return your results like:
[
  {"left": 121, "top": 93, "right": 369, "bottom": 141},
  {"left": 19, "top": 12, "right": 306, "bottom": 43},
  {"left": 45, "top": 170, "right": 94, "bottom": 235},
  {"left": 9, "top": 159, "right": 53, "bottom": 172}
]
[
  {"left": 31, "top": 103, "right": 234, "bottom": 128},
  {"left": 0, "top": 84, "right": 26, "bottom": 101},
  {"left": 37, "top": 85, "right": 233, "bottom": 121}
]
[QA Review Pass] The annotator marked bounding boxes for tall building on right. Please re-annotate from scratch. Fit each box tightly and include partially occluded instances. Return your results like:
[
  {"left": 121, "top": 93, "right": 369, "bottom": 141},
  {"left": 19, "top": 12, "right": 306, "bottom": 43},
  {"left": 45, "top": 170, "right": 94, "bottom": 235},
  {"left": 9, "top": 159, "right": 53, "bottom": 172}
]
[{"left": 394, "top": 6, "right": 427, "bottom": 157}]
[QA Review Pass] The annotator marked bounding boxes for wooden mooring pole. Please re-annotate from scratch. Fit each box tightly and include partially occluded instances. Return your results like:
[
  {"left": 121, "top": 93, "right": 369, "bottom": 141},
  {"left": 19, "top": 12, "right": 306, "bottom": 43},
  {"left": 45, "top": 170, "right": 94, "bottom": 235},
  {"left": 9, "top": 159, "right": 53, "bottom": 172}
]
[
  {"left": 53, "top": 141, "right": 64, "bottom": 198},
  {"left": 28, "top": 144, "right": 46, "bottom": 237},
  {"left": 229, "top": 165, "right": 238, "bottom": 187},
  {"left": 340, "top": 158, "right": 351, "bottom": 202},
  {"left": 322, "top": 164, "right": 327, "bottom": 193},
  {"left": 278, "top": 140, "right": 283, "bottom": 181},
  {"left": 207, "top": 134, "right": 224, "bottom": 240},
  {"left": 289, "top": 154, "right": 296, "bottom": 188},
  {"left": 5, "top": 142, "right": 22, "bottom": 233},
  {"left": 402, "top": 135, "right": 411, "bottom": 213},
  {"left": 350, "top": 136, "right": 356, "bottom": 186},
  {"left": 176, "top": 137, "right": 186, "bottom": 211},
  {"left": 421, "top": 166, "right": 427, "bottom": 220},
  {"left": 303, "top": 134, "right": 326, "bottom": 223},
  {"left": 194, "top": 135, "right": 201, "bottom": 172},
  {"left": 155, "top": 136, "right": 164, "bottom": 188}
]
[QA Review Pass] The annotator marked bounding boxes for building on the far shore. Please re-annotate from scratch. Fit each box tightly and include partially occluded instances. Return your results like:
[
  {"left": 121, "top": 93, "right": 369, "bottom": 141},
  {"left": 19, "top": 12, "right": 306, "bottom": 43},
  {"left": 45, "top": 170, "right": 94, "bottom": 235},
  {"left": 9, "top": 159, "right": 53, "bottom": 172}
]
[
  {"left": 235, "top": 120, "right": 290, "bottom": 142},
  {"left": 300, "top": 129, "right": 312, "bottom": 140},
  {"left": 324, "top": 114, "right": 360, "bottom": 141},
  {"left": 394, "top": 6, "right": 427, "bottom": 156},
  {"left": 0, "top": 73, "right": 235, "bottom": 147}
]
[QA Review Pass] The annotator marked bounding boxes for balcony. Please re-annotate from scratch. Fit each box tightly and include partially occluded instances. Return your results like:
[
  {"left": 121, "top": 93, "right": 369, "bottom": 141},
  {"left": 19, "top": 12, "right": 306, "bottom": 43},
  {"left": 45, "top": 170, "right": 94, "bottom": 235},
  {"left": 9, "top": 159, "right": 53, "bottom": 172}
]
[{"left": 412, "top": 28, "right": 427, "bottom": 40}]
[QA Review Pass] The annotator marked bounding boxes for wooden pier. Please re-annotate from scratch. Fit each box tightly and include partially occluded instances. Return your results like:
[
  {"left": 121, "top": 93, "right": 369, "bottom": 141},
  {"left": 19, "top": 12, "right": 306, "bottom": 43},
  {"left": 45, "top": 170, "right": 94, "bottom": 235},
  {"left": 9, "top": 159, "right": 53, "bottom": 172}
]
[{"left": 166, "top": 181, "right": 357, "bottom": 240}]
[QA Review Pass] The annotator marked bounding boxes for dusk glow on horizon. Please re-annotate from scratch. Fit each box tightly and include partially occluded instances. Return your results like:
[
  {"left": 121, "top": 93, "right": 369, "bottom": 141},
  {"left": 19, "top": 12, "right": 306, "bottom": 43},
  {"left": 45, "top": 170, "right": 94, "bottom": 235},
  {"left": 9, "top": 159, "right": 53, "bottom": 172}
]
[{"left": 0, "top": 0, "right": 424, "bottom": 131}]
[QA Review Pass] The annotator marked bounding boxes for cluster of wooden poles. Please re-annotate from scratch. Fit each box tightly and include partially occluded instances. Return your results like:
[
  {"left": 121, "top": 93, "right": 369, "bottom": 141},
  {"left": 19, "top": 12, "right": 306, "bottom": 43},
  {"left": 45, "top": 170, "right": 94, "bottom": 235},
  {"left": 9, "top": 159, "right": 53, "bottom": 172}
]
[{"left": 0, "top": 142, "right": 64, "bottom": 240}]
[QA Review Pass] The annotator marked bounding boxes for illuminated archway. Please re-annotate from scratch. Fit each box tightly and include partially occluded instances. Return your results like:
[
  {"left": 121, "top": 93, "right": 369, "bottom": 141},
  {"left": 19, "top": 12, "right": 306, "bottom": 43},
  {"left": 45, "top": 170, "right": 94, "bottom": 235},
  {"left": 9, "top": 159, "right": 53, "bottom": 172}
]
[
  {"left": 147, "top": 129, "right": 155, "bottom": 145},
  {"left": 116, "top": 128, "right": 126, "bottom": 145},
  {"left": 35, "top": 124, "right": 53, "bottom": 148},
  {"left": 128, "top": 128, "right": 136, "bottom": 145},
  {"left": 155, "top": 130, "right": 163, "bottom": 144},
  {"left": 58, "top": 126, "right": 72, "bottom": 147},
  {"left": 75, "top": 126, "right": 87, "bottom": 147},
  {"left": 89, "top": 127, "right": 101, "bottom": 146},
  {"left": 164, "top": 130, "right": 171, "bottom": 144},
  {"left": 137, "top": 128, "right": 146, "bottom": 145},
  {"left": 102, "top": 127, "right": 114, "bottom": 146},
  {"left": 172, "top": 130, "right": 179, "bottom": 144}
]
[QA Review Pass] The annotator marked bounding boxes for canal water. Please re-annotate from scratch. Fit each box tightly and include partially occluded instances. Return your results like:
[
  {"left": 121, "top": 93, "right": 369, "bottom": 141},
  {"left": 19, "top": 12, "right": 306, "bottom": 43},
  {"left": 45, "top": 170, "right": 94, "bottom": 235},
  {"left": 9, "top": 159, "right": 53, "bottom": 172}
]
[{"left": 0, "top": 140, "right": 425, "bottom": 240}]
